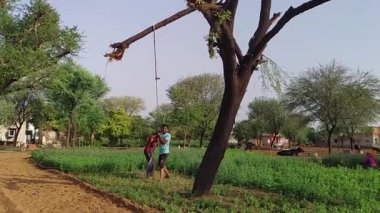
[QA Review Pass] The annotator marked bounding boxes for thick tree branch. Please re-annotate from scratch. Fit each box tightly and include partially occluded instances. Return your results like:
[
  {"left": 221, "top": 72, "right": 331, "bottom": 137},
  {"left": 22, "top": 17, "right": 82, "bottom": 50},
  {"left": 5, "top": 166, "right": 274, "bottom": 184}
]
[
  {"left": 224, "top": 0, "right": 239, "bottom": 31},
  {"left": 105, "top": 7, "right": 196, "bottom": 61},
  {"left": 240, "top": 0, "right": 330, "bottom": 73},
  {"left": 253, "top": 0, "right": 271, "bottom": 44},
  {"left": 252, "top": 0, "right": 331, "bottom": 60},
  {"left": 219, "top": 23, "right": 238, "bottom": 85},
  {"left": 233, "top": 38, "right": 243, "bottom": 61}
]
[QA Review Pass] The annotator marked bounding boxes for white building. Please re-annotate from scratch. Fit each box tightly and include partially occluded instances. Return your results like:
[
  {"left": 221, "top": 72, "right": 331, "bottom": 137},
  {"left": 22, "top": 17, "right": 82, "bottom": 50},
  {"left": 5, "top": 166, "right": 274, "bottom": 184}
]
[{"left": 0, "top": 123, "right": 31, "bottom": 146}]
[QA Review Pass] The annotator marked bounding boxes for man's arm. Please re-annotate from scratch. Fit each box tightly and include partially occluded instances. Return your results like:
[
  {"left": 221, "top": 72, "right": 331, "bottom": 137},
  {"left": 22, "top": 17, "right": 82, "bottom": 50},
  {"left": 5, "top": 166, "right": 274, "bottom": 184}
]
[{"left": 156, "top": 133, "right": 168, "bottom": 144}]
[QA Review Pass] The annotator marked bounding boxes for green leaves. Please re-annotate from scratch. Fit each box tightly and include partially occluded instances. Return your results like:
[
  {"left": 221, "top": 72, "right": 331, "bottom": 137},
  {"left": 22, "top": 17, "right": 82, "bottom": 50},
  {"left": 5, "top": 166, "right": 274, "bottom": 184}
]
[
  {"left": 102, "top": 108, "right": 132, "bottom": 140},
  {"left": 0, "top": 0, "right": 82, "bottom": 94},
  {"left": 167, "top": 73, "right": 223, "bottom": 144}
]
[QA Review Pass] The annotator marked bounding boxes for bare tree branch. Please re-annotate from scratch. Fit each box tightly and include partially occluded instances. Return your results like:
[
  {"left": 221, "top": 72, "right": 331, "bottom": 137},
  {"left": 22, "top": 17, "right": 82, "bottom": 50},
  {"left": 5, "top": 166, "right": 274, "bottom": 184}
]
[
  {"left": 105, "top": 7, "right": 196, "bottom": 61},
  {"left": 252, "top": 0, "right": 271, "bottom": 46},
  {"left": 252, "top": 0, "right": 331, "bottom": 60}
]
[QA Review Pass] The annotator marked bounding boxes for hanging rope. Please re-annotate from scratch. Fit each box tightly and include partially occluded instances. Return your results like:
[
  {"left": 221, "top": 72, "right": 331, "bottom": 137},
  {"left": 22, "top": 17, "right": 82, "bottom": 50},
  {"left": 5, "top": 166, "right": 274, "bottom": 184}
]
[
  {"left": 103, "top": 60, "right": 109, "bottom": 79},
  {"left": 153, "top": 25, "right": 160, "bottom": 109}
]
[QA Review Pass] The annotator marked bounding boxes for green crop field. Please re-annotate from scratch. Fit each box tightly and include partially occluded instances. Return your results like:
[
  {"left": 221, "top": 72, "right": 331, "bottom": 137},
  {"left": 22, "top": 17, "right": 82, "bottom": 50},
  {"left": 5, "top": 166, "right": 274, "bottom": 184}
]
[{"left": 32, "top": 148, "right": 380, "bottom": 212}]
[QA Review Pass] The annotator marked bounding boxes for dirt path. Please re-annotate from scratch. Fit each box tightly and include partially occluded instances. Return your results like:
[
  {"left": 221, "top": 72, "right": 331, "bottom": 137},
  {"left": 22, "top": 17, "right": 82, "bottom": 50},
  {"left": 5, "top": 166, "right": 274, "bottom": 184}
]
[{"left": 0, "top": 150, "right": 143, "bottom": 213}]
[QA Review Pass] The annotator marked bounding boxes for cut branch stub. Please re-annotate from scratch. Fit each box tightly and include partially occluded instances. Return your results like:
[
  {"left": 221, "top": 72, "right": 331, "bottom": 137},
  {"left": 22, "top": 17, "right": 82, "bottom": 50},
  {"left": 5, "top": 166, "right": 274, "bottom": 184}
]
[
  {"left": 104, "top": 7, "right": 195, "bottom": 61},
  {"left": 104, "top": 44, "right": 128, "bottom": 61}
]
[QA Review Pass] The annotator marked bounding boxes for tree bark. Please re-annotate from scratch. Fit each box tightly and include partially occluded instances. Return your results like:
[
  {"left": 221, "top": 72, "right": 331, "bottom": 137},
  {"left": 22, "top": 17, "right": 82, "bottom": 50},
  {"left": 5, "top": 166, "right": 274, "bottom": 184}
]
[
  {"left": 90, "top": 131, "right": 95, "bottom": 146},
  {"left": 349, "top": 137, "right": 354, "bottom": 150},
  {"left": 327, "top": 128, "right": 334, "bottom": 154},
  {"left": 66, "top": 120, "right": 71, "bottom": 147},
  {"left": 192, "top": 76, "right": 246, "bottom": 196},
  {"left": 199, "top": 128, "right": 206, "bottom": 147},
  {"left": 13, "top": 122, "right": 23, "bottom": 147}
]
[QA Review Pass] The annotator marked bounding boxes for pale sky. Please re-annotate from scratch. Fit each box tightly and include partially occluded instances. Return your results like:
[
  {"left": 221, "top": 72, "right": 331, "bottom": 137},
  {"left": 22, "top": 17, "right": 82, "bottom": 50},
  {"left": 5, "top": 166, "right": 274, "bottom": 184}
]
[{"left": 42, "top": 0, "right": 379, "bottom": 121}]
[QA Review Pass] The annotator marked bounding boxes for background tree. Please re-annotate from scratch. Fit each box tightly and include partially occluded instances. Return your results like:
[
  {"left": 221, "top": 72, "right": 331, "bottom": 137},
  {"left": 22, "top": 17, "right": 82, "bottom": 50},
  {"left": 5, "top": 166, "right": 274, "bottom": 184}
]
[
  {"left": 233, "top": 120, "right": 258, "bottom": 142},
  {"left": 105, "top": 0, "right": 335, "bottom": 195},
  {"left": 129, "top": 115, "right": 153, "bottom": 143},
  {"left": 281, "top": 113, "right": 310, "bottom": 148},
  {"left": 28, "top": 99, "right": 65, "bottom": 142},
  {"left": 168, "top": 73, "right": 223, "bottom": 147},
  {"left": 338, "top": 73, "right": 380, "bottom": 149},
  {"left": 102, "top": 96, "right": 147, "bottom": 145},
  {"left": 0, "top": 0, "right": 81, "bottom": 94},
  {"left": 248, "top": 97, "right": 287, "bottom": 148},
  {"left": 75, "top": 99, "right": 107, "bottom": 146},
  {"left": 47, "top": 61, "right": 109, "bottom": 147},
  {"left": 148, "top": 104, "right": 174, "bottom": 131},
  {"left": 103, "top": 96, "right": 145, "bottom": 116},
  {"left": 101, "top": 108, "right": 132, "bottom": 146},
  {"left": 285, "top": 61, "right": 355, "bottom": 153},
  {"left": 4, "top": 90, "right": 43, "bottom": 144}
]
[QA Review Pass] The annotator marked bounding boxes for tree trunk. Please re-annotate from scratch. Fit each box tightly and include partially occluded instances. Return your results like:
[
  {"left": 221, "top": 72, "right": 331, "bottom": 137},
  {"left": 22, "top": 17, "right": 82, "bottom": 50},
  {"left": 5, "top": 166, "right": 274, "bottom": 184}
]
[
  {"left": 270, "top": 133, "right": 278, "bottom": 149},
  {"left": 327, "top": 131, "right": 333, "bottom": 154},
  {"left": 70, "top": 117, "right": 76, "bottom": 147},
  {"left": 349, "top": 137, "right": 354, "bottom": 150},
  {"left": 13, "top": 122, "right": 23, "bottom": 147},
  {"left": 192, "top": 83, "right": 244, "bottom": 196},
  {"left": 90, "top": 131, "right": 95, "bottom": 146},
  {"left": 66, "top": 120, "right": 71, "bottom": 147},
  {"left": 183, "top": 132, "right": 187, "bottom": 148},
  {"left": 199, "top": 128, "right": 206, "bottom": 147}
]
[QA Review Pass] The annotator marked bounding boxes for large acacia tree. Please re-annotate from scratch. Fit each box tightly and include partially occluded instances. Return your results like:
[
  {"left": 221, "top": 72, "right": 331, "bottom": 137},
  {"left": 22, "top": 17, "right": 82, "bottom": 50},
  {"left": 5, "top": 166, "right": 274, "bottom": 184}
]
[
  {"left": 105, "top": 0, "right": 333, "bottom": 196},
  {"left": 284, "top": 61, "right": 380, "bottom": 153}
]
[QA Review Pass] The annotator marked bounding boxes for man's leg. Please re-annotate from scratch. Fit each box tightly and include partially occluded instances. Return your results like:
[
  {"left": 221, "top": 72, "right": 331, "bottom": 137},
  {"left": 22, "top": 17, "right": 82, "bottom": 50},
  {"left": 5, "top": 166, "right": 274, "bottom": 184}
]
[
  {"left": 145, "top": 152, "right": 152, "bottom": 177},
  {"left": 164, "top": 167, "right": 170, "bottom": 178},
  {"left": 159, "top": 154, "right": 168, "bottom": 181}
]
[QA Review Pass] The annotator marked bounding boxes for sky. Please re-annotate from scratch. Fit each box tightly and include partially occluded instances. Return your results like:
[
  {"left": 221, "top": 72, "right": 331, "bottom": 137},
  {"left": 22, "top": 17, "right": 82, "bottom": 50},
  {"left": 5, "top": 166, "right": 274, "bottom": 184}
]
[{"left": 41, "top": 0, "right": 380, "bottom": 121}]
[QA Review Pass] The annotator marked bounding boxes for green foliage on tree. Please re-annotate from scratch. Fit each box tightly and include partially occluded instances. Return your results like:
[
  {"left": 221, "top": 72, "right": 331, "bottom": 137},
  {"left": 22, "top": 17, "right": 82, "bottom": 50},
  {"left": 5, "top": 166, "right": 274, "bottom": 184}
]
[
  {"left": 101, "top": 108, "right": 132, "bottom": 146},
  {"left": 0, "top": 0, "right": 82, "bottom": 94},
  {"left": 0, "top": 98, "right": 15, "bottom": 126},
  {"left": 28, "top": 100, "right": 61, "bottom": 131},
  {"left": 281, "top": 113, "right": 310, "bottom": 147},
  {"left": 75, "top": 99, "right": 107, "bottom": 146},
  {"left": 248, "top": 97, "right": 288, "bottom": 148},
  {"left": 3, "top": 90, "right": 44, "bottom": 143},
  {"left": 338, "top": 72, "right": 380, "bottom": 149},
  {"left": 102, "top": 96, "right": 145, "bottom": 116},
  {"left": 148, "top": 104, "right": 175, "bottom": 130},
  {"left": 233, "top": 120, "right": 258, "bottom": 142},
  {"left": 129, "top": 115, "right": 153, "bottom": 141},
  {"left": 285, "top": 61, "right": 380, "bottom": 153},
  {"left": 47, "top": 61, "right": 109, "bottom": 146},
  {"left": 168, "top": 73, "right": 223, "bottom": 147}
]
